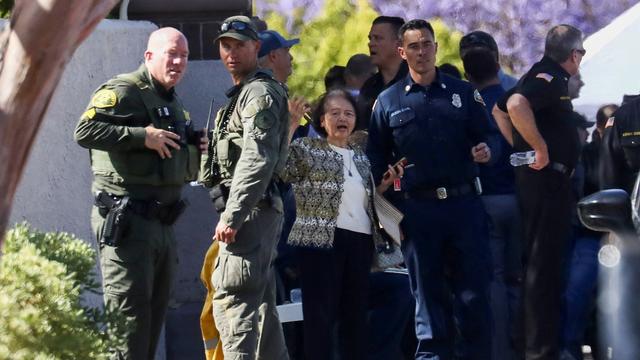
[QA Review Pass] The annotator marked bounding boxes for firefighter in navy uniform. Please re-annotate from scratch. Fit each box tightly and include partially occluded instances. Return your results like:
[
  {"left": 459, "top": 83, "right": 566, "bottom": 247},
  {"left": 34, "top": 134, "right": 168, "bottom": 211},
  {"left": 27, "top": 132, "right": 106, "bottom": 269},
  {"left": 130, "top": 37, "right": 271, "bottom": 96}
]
[
  {"left": 492, "top": 24, "right": 585, "bottom": 360},
  {"left": 368, "top": 19, "right": 493, "bottom": 360}
]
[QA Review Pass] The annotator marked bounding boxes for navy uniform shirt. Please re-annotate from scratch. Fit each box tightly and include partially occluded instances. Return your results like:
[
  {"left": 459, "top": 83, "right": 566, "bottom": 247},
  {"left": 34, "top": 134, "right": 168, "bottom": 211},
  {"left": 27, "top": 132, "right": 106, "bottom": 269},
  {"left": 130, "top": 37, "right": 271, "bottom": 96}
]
[
  {"left": 357, "top": 61, "right": 409, "bottom": 130},
  {"left": 478, "top": 83, "right": 516, "bottom": 195},
  {"left": 367, "top": 69, "right": 491, "bottom": 192},
  {"left": 600, "top": 96, "right": 640, "bottom": 192},
  {"left": 497, "top": 56, "right": 579, "bottom": 169}
]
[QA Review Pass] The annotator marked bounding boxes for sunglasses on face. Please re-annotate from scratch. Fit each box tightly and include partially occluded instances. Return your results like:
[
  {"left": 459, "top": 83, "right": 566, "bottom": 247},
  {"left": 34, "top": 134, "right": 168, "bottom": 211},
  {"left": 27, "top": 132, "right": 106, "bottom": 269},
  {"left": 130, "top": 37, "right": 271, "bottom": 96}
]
[
  {"left": 574, "top": 48, "right": 586, "bottom": 56},
  {"left": 220, "top": 20, "right": 250, "bottom": 33}
]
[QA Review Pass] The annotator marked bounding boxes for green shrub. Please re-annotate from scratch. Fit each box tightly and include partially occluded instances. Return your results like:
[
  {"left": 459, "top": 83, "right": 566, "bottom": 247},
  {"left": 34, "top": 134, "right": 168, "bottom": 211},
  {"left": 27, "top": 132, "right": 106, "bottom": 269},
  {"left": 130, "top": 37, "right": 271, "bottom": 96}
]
[{"left": 0, "top": 223, "right": 127, "bottom": 360}]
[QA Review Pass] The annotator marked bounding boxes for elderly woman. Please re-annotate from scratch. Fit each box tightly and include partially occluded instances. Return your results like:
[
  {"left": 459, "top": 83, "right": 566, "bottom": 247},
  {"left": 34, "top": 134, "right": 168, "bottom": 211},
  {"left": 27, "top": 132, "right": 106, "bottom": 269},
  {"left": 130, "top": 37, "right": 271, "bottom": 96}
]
[{"left": 282, "top": 89, "right": 400, "bottom": 360}]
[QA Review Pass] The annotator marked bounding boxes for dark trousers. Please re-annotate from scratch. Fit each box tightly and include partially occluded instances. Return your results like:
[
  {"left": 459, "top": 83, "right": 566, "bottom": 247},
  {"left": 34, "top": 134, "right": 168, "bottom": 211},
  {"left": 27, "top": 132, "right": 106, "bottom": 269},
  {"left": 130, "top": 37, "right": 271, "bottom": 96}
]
[
  {"left": 398, "top": 195, "right": 492, "bottom": 360},
  {"left": 297, "top": 228, "right": 373, "bottom": 360},
  {"left": 516, "top": 168, "right": 573, "bottom": 360},
  {"left": 562, "top": 234, "right": 600, "bottom": 360},
  {"left": 367, "top": 271, "right": 415, "bottom": 360},
  {"left": 482, "top": 194, "right": 523, "bottom": 360}
]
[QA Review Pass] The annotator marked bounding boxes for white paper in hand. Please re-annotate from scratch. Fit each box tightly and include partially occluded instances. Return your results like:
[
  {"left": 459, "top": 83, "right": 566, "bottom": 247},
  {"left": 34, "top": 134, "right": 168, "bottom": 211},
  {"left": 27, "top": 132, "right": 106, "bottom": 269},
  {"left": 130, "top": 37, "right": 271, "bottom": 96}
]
[{"left": 373, "top": 190, "right": 404, "bottom": 245}]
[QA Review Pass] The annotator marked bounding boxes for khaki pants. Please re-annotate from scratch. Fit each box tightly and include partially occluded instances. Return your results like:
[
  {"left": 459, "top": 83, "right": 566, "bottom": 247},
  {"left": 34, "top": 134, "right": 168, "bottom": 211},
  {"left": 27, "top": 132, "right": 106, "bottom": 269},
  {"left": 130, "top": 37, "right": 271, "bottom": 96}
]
[
  {"left": 212, "top": 204, "right": 289, "bottom": 360},
  {"left": 92, "top": 207, "right": 177, "bottom": 360}
]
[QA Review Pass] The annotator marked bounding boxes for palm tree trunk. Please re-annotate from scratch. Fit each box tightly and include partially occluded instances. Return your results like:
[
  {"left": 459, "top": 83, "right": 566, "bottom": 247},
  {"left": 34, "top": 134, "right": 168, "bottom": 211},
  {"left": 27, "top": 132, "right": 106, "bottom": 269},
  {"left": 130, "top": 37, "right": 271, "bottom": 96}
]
[{"left": 0, "top": 0, "right": 118, "bottom": 249}]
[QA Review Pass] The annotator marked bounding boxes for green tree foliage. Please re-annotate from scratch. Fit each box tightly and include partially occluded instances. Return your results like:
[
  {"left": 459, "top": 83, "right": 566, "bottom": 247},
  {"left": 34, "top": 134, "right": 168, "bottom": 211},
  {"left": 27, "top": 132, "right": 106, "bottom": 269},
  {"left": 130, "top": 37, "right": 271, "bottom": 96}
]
[
  {"left": 431, "top": 19, "right": 463, "bottom": 73},
  {"left": 0, "top": 0, "right": 12, "bottom": 18},
  {"left": 0, "top": 224, "right": 127, "bottom": 359},
  {"left": 263, "top": 0, "right": 465, "bottom": 101},
  {"left": 266, "top": 0, "right": 377, "bottom": 101}
]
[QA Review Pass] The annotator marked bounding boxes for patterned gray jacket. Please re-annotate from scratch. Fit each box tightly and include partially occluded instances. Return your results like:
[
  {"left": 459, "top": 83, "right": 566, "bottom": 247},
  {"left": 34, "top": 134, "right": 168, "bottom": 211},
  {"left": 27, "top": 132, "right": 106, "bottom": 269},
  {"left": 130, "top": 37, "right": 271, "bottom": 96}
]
[{"left": 281, "top": 136, "right": 383, "bottom": 248}]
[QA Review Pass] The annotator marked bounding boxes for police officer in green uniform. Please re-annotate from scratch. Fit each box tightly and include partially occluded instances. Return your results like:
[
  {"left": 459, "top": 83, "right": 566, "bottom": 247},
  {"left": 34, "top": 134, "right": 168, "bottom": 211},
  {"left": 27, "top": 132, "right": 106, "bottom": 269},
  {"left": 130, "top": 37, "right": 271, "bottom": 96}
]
[
  {"left": 201, "top": 16, "right": 290, "bottom": 359},
  {"left": 74, "top": 27, "right": 206, "bottom": 359}
]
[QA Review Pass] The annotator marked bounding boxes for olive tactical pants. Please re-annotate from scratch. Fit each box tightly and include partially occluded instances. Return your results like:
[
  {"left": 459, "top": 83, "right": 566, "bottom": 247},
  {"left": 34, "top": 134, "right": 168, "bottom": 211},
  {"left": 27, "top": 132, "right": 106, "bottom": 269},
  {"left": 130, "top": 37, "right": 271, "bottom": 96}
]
[
  {"left": 212, "top": 204, "right": 289, "bottom": 360},
  {"left": 92, "top": 207, "right": 177, "bottom": 360}
]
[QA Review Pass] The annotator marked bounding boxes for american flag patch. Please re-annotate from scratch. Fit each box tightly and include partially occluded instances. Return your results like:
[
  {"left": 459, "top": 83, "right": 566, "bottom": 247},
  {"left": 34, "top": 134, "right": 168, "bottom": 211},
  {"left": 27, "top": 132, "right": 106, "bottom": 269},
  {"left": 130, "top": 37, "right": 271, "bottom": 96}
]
[
  {"left": 535, "top": 73, "right": 554, "bottom": 82},
  {"left": 606, "top": 117, "right": 615, "bottom": 128}
]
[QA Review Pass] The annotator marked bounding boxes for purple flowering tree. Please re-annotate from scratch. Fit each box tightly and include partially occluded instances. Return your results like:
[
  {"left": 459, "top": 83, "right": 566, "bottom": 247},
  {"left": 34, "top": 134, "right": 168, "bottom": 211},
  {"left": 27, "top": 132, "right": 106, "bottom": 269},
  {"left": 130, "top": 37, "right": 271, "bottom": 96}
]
[{"left": 255, "top": 0, "right": 637, "bottom": 75}]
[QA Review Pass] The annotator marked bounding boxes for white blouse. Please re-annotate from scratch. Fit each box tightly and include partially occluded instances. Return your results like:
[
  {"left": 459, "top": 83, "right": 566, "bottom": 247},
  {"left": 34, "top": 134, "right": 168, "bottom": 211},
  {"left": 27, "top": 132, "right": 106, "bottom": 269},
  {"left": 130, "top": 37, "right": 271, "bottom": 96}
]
[{"left": 329, "top": 144, "right": 372, "bottom": 235}]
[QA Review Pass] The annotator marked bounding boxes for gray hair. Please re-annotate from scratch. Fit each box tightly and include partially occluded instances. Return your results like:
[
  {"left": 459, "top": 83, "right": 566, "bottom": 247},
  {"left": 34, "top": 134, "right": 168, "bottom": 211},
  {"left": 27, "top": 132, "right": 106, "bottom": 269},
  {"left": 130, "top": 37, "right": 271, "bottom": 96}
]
[{"left": 544, "top": 24, "right": 583, "bottom": 63}]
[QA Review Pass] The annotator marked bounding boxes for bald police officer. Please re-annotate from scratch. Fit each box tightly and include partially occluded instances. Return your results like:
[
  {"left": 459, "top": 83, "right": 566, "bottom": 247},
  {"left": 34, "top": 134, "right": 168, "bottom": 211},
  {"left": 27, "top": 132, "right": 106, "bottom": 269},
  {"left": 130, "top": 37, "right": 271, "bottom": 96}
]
[
  {"left": 75, "top": 28, "right": 204, "bottom": 359},
  {"left": 206, "top": 16, "right": 289, "bottom": 359}
]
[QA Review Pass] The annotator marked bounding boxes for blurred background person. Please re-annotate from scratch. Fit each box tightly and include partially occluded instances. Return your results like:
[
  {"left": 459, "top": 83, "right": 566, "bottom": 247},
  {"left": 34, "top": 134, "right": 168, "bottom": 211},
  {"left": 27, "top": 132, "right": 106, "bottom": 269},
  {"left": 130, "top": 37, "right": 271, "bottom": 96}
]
[
  {"left": 324, "top": 65, "right": 347, "bottom": 91},
  {"left": 358, "top": 16, "right": 407, "bottom": 130},
  {"left": 462, "top": 45, "right": 522, "bottom": 360},
  {"left": 460, "top": 30, "right": 518, "bottom": 91},
  {"left": 344, "top": 53, "right": 377, "bottom": 98},
  {"left": 439, "top": 62, "right": 462, "bottom": 79}
]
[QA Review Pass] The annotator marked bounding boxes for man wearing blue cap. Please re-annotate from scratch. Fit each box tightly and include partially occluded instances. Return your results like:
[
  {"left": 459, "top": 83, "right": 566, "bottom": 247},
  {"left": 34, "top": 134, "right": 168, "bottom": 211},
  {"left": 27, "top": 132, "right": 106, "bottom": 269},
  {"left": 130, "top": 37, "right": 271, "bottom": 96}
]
[
  {"left": 258, "top": 30, "right": 309, "bottom": 137},
  {"left": 258, "top": 30, "right": 299, "bottom": 84}
]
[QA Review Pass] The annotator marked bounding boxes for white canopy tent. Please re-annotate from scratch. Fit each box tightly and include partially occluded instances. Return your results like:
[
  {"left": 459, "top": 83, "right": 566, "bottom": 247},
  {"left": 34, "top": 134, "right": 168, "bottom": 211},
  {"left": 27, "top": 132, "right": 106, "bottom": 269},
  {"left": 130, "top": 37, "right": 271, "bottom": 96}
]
[{"left": 573, "top": 2, "right": 640, "bottom": 120}]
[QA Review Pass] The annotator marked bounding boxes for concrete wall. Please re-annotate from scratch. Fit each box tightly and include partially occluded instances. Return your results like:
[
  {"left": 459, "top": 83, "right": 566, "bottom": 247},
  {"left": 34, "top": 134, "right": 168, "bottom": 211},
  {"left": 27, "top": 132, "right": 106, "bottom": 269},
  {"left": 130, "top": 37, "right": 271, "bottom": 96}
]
[{"left": 8, "top": 19, "right": 233, "bottom": 359}]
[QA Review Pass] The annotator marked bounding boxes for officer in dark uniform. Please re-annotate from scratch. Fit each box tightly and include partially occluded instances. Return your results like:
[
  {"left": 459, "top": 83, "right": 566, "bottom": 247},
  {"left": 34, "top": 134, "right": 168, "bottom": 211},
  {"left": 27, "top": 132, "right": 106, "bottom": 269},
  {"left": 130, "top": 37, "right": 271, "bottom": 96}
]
[
  {"left": 74, "top": 28, "right": 205, "bottom": 359},
  {"left": 598, "top": 94, "right": 640, "bottom": 360},
  {"left": 368, "top": 19, "right": 493, "bottom": 360},
  {"left": 600, "top": 95, "right": 640, "bottom": 193},
  {"left": 492, "top": 24, "right": 585, "bottom": 360}
]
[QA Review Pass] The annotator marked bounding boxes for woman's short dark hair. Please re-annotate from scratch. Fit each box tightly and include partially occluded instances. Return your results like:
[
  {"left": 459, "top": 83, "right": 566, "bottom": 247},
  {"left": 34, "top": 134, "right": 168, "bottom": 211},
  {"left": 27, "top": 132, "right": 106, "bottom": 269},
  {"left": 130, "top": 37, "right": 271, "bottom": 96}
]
[{"left": 311, "top": 89, "right": 358, "bottom": 138}]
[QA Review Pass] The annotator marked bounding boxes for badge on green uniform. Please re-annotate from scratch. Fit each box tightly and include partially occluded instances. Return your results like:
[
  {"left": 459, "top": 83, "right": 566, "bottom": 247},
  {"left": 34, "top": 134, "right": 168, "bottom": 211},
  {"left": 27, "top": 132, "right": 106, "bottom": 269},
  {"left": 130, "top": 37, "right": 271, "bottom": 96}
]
[{"left": 92, "top": 89, "right": 118, "bottom": 108}]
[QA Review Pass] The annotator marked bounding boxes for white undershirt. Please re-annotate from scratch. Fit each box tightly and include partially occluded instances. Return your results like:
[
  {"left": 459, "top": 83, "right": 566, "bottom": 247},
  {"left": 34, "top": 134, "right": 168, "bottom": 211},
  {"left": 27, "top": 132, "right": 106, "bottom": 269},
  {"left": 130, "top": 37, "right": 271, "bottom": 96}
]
[{"left": 329, "top": 144, "right": 372, "bottom": 235}]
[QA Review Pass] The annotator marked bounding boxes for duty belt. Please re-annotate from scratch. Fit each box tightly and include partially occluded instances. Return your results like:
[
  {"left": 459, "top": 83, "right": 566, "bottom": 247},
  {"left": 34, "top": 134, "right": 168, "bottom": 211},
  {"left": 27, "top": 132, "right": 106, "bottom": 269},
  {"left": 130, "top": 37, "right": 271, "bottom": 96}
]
[
  {"left": 94, "top": 192, "right": 188, "bottom": 225},
  {"left": 549, "top": 162, "right": 573, "bottom": 176},
  {"left": 403, "top": 181, "right": 479, "bottom": 201},
  {"left": 209, "top": 181, "right": 279, "bottom": 214}
]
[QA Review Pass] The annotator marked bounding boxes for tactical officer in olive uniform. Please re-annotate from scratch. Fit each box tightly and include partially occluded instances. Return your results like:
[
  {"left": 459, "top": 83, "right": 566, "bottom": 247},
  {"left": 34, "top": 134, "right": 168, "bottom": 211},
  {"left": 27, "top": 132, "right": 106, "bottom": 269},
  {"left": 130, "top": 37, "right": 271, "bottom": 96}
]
[
  {"left": 201, "top": 16, "right": 289, "bottom": 359},
  {"left": 74, "top": 28, "right": 205, "bottom": 359}
]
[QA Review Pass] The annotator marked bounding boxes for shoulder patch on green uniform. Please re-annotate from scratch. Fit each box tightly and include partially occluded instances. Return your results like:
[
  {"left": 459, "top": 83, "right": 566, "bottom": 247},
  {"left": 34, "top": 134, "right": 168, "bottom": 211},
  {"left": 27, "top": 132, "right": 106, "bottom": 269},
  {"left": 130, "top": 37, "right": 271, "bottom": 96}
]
[
  {"left": 473, "top": 89, "right": 486, "bottom": 106},
  {"left": 242, "top": 94, "right": 274, "bottom": 121},
  {"left": 535, "top": 73, "right": 554, "bottom": 82},
  {"left": 91, "top": 89, "right": 117, "bottom": 108}
]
